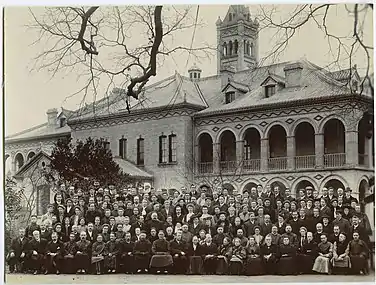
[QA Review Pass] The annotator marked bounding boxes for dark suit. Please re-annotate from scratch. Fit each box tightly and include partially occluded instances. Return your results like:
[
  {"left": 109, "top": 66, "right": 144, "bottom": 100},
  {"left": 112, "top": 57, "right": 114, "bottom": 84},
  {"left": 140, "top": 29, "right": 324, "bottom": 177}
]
[
  {"left": 201, "top": 242, "right": 218, "bottom": 274},
  {"left": 169, "top": 239, "right": 188, "bottom": 274},
  {"left": 27, "top": 238, "right": 48, "bottom": 272},
  {"left": 45, "top": 240, "right": 64, "bottom": 273},
  {"left": 7, "top": 236, "right": 29, "bottom": 272}
]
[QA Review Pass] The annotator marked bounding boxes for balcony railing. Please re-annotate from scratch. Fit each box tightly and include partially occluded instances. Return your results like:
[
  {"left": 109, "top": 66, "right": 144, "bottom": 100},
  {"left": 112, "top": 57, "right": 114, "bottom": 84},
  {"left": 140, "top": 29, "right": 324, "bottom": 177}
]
[
  {"left": 243, "top": 159, "right": 261, "bottom": 172},
  {"left": 358, "top": 154, "right": 368, "bottom": 167},
  {"left": 197, "top": 162, "right": 213, "bottom": 174},
  {"left": 324, "top": 153, "right": 346, "bottom": 167},
  {"left": 268, "top": 157, "right": 287, "bottom": 171},
  {"left": 295, "top": 155, "right": 316, "bottom": 169},
  {"left": 220, "top": 160, "right": 237, "bottom": 173}
]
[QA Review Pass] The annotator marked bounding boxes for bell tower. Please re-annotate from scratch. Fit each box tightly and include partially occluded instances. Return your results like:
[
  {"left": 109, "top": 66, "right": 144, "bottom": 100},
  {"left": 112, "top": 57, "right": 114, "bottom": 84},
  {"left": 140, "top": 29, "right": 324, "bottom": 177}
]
[{"left": 216, "top": 5, "right": 259, "bottom": 74}]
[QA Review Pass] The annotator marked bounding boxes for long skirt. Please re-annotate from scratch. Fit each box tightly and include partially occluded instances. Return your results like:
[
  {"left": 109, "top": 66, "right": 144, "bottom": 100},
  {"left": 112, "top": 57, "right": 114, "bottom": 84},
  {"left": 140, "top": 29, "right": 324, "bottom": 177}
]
[
  {"left": 189, "top": 256, "right": 203, "bottom": 274},
  {"left": 332, "top": 256, "right": 351, "bottom": 268},
  {"left": 203, "top": 256, "right": 217, "bottom": 274},
  {"left": 45, "top": 254, "right": 63, "bottom": 273},
  {"left": 229, "top": 257, "right": 244, "bottom": 275},
  {"left": 105, "top": 254, "right": 117, "bottom": 270},
  {"left": 277, "top": 256, "right": 296, "bottom": 275},
  {"left": 263, "top": 256, "right": 277, "bottom": 274},
  {"left": 172, "top": 255, "right": 188, "bottom": 274},
  {"left": 149, "top": 254, "right": 173, "bottom": 268},
  {"left": 245, "top": 256, "right": 264, "bottom": 275},
  {"left": 297, "top": 254, "right": 315, "bottom": 274},
  {"left": 134, "top": 254, "right": 150, "bottom": 271},
  {"left": 122, "top": 253, "right": 134, "bottom": 273},
  {"left": 75, "top": 253, "right": 90, "bottom": 271},
  {"left": 216, "top": 256, "right": 228, "bottom": 275},
  {"left": 63, "top": 254, "right": 75, "bottom": 273},
  {"left": 313, "top": 256, "right": 331, "bottom": 274},
  {"left": 350, "top": 255, "right": 368, "bottom": 274}
]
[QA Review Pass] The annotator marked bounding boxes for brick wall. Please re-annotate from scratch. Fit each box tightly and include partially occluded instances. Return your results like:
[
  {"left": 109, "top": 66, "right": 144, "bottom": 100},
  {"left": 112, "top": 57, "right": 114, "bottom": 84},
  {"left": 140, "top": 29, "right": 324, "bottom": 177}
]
[{"left": 72, "top": 113, "right": 195, "bottom": 190}]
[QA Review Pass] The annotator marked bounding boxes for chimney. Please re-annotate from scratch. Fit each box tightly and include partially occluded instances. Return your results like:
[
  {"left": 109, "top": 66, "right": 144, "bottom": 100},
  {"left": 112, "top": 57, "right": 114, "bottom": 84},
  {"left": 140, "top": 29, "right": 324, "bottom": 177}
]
[
  {"left": 283, "top": 62, "right": 303, "bottom": 88},
  {"left": 220, "top": 65, "right": 236, "bottom": 89},
  {"left": 46, "top": 108, "right": 58, "bottom": 128}
]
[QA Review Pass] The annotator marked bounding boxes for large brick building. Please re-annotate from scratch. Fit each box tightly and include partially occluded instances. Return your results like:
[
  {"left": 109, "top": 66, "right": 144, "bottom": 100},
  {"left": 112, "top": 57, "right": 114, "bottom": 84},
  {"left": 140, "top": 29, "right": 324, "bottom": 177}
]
[{"left": 5, "top": 5, "right": 374, "bottom": 214}]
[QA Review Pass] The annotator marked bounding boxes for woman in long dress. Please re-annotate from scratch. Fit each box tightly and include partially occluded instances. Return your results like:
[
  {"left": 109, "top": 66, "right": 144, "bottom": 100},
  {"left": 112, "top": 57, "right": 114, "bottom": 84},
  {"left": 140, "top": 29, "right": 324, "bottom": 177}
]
[
  {"left": 277, "top": 236, "right": 297, "bottom": 275},
  {"left": 313, "top": 233, "right": 333, "bottom": 274},
  {"left": 216, "top": 237, "right": 232, "bottom": 275},
  {"left": 245, "top": 236, "right": 264, "bottom": 275},
  {"left": 91, "top": 234, "right": 106, "bottom": 275},
  {"left": 229, "top": 237, "right": 247, "bottom": 275},
  {"left": 187, "top": 236, "right": 203, "bottom": 274},
  {"left": 332, "top": 233, "right": 351, "bottom": 274},
  {"left": 149, "top": 230, "right": 173, "bottom": 274}
]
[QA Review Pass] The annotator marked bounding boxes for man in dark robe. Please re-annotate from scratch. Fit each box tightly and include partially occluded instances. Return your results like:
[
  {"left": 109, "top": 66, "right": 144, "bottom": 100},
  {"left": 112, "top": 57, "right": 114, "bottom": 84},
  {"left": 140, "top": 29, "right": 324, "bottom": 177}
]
[
  {"left": 350, "top": 216, "right": 370, "bottom": 244},
  {"left": 281, "top": 225, "right": 299, "bottom": 249},
  {"left": 27, "top": 230, "right": 48, "bottom": 275},
  {"left": 201, "top": 234, "right": 218, "bottom": 274},
  {"left": 346, "top": 231, "right": 370, "bottom": 275},
  {"left": 297, "top": 231, "right": 317, "bottom": 274},
  {"left": 63, "top": 233, "right": 78, "bottom": 273},
  {"left": 120, "top": 232, "right": 135, "bottom": 273},
  {"left": 260, "top": 235, "right": 278, "bottom": 274},
  {"left": 133, "top": 231, "right": 152, "bottom": 273},
  {"left": 169, "top": 230, "right": 189, "bottom": 274},
  {"left": 212, "top": 226, "right": 226, "bottom": 246},
  {"left": 44, "top": 232, "right": 64, "bottom": 274},
  {"left": 244, "top": 212, "right": 259, "bottom": 237},
  {"left": 332, "top": 210, "right": 351, "bottom": 235},
  {"left": 75, "top": 231, "right": 91, "bottom": 273},
  {"left": 7, "top": 228, "right": 28, "bottom": 273},
  {"left": 104, "top": 232, "right": 120, "bottom": 273},
  {"left": 150, "top": 230, "right": 173, "bottom": 273}
]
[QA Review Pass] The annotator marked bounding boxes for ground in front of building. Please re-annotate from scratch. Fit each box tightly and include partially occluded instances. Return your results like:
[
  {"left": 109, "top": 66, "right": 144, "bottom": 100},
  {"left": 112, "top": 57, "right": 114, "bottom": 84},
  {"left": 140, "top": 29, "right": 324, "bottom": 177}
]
[{"left": 5, "top": 273, "right": 375, "bottom": 284}]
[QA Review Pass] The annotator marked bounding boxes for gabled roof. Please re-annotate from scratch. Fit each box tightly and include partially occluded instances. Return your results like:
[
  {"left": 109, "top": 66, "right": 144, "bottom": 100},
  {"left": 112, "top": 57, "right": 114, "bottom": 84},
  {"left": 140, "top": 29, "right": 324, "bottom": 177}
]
[
  {"left": 69, "top": 72, "right": 208, "bottom": 123},
  {"left": 14, "top": 151, "right": 51, "bottom": 179},
  {"left": 260, "top": 73, "right": 286, "bottom": 86},
  {"left": 222, "top": 80, "right": 249, "bottom": 93},
  {"left": 5, "top": 124, "right": 71, "bottom": 143},
  {"left": 329, "top": 66, "right": 361, "bottom": 83},
  {"left": 113, "top": 157, "right": 153, "bottom": 179},
  {"left": 195, "top": 59, "right": 365, "bottom": 117}
]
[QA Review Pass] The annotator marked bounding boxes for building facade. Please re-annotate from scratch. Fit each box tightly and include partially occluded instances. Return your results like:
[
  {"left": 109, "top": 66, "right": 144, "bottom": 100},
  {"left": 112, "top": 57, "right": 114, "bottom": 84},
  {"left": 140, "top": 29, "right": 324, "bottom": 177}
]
[{"left": 5, "top": 5, "right": 374, "bottom": 211}]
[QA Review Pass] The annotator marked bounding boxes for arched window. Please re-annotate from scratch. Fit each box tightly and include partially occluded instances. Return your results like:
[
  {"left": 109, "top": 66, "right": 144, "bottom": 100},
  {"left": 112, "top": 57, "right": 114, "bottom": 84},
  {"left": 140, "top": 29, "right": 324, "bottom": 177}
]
[
  {"left": 244, "top": 40, "right": 247, "bottom": 54},
  {"left": 223, "top": 42, "right": 227, "bottom": 56},
  {"left": 229, "top": 41, "right": 233, "bottom": 56},
  {"left": 234, "top": 40, "right": 238, "bottom": 54}
]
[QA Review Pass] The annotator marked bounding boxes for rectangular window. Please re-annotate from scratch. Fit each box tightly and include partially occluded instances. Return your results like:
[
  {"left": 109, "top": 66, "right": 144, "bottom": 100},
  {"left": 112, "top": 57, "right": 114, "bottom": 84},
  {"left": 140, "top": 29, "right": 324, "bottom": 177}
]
[
  {"left": 137, "top": 138, "right": 144, "bottom": 166},
  {"left": 159, "top": 135, "right": 167, "bottom": 163},
  {"left": 169, "top": 134, "right": 177, "bottom": 163},
  {"left": 265, "top": 85, "right": 276, "bottom": 98},
  {"left": 119, "top": 138, "right": 127, "bottom": 159},
  {"left": 104, "top": 141, "right": 110, "bottom": 151},
  {"left": 60, "top": 118, "right": 66, "bottom": 128},
  {"left": 244, "top": 144, "right": 252, "bottom": 160},
  {"left": 225, "top": 92, "right": 236, "bottom": 104}
]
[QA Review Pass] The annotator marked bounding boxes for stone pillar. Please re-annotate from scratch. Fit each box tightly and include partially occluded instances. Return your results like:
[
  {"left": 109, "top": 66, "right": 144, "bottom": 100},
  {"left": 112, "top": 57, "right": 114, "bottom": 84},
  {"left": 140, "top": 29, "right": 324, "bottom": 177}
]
[
  {"left": 194, "top": 144, "right": 199, "bottom": 174},
  {"left": 236, "top": 140, "right": 244, "bottom": 169},
  {"left": 346, "top": 130, "right": 358, "bottom": 166},
  {"left": 213, "top": 143, "right": 220, "bottom": 174},
  {"left": 367, "top": 137, "right": 373, "bottom": 168},
  {"left": 287, "top": 136, "right": 295, "bottom": 170},
  {"left": 315, "top": 133, "right": 324, "bottom": 168},
  {"left": 260, "top": 138, "right": 268, "bottom": 171}
]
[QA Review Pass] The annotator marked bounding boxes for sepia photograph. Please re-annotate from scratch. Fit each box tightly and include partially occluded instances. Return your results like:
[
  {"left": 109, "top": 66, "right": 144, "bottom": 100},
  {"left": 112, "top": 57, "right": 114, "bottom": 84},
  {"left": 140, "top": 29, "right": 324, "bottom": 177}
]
[{"left": 2, "top": 2, "right": 375, "bottom": 284}]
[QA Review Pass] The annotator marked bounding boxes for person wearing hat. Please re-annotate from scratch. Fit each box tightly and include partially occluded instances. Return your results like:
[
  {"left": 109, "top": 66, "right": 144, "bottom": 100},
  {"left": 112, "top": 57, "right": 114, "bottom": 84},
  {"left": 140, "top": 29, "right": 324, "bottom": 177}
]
[
  {"left": 343, "top": 187, "right": 359, "bottom": 205},
  {"left": 56, "top": 205, "right": 66, "bottom": 224},
  {"left": 321, "top": 214, "right": 331, "bottom": 234},
  {"left": 64, "top": 198, "right": 75, "bottom": 218},
  {"left": 332, "top": 209, "right": 351, "bottom": 235},
  {"left": 183, "top": 203, "right": 196, "bottom": 224}
]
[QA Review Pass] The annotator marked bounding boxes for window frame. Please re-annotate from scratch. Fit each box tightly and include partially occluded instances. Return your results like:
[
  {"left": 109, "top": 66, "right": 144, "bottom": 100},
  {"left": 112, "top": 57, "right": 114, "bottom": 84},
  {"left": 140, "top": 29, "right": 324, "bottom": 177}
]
[
  {"left": 169, "top": 134, "right": 177, "bottom": 163},
  {"left": 225, "top": 91, "right": 236, "bottom": 104},
  {"left": 159, "top": 135, "right": 168, "bottom": 163},
  {"left": 137, "top": 138, "right": 145, "bottom": 166},
  {"left": 265, "top": 85, "right": 276, "bottom": 98},
  {"left": 118, "top": 138, "right": 127, "bottom": 159}
]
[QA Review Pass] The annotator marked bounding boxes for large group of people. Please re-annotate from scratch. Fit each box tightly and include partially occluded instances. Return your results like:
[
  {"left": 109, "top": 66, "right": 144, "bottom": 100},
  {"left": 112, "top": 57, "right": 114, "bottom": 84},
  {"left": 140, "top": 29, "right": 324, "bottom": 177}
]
[{"left": 6, "top": 180, "right": 373, "bottom": 276}]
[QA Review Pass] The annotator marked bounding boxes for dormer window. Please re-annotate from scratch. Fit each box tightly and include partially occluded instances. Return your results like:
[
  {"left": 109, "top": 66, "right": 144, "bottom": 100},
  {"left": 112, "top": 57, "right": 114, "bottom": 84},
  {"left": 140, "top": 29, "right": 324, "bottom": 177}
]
[
  {"left": 265, "top": 85, "right": 276, "bottom": 98},
  {"left": 60, "top": 117, "right": 67, "bottom": 127},
  {"left": 352, "top": 80, "right": 358, "bottom": 92},
  {"left": 229, "top": 13, "right": 233, "bottom": 21},
  {"left": 225, "top": 91, "right": 236, "bottom": 104}
]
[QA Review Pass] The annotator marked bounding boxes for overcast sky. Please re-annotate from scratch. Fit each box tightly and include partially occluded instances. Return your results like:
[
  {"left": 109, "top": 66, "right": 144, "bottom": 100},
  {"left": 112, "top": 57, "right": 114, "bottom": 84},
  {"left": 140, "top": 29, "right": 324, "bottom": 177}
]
[{"left": 4, "top": 4, "right": 374, "bottom": 136}]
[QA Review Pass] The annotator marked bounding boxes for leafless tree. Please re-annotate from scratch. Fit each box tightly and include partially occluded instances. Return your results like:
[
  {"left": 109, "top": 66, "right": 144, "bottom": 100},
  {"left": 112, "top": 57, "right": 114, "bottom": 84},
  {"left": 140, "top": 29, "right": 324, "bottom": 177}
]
[{"left": 28, "top": 5, "right": 213, "bottom": 113}]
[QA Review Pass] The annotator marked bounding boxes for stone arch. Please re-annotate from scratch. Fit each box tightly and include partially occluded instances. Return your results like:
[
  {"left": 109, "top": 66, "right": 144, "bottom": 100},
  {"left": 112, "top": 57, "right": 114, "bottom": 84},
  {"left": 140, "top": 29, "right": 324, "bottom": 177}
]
[
  {"left": 242, "top": 127, "right": 261, "bottom": 163},
  {"left": 14, "top": 152, "right": 25, "bottom": 171},
  {"left": 242, "top": 182, "right": 259, "bottom": 194},
  {"left": 5, "top": 154, "right": 11, "bottom": 175},
  {"left": 318, "top": 114, "right": 347, "bottom": 133},
  {"left": 323, "top": 118, "right": 346, "bottom": 158},
  {"left": 263, "top": 121, "right": 289, "bottom": 139},
  {"left": 266, "top": 177, "right": 288, "bottom": 196},
  {"left": 196, "top": 130, "right": 214, "bottom": 145},
  {"left": 240, "top": 178, "right": 261, "bottom": 193},
  {"left": 358, "top": 179, "right": 368, "bottom": 211},
  {"left": 291, "top": 176, "right": 318, "bottom": 197},
  {"left": 27, "top": 151, "right": 36, "bottom": 161},
  {"left": 239, "top": 124, "right": 263, "bottom": 140},
  {"left": 290, "top": 118, "right": 318, "bottom": 136},
  {"left": 215, "top": 127, "right": 239, "bottom": 143},
  {"left": 197, "top": 132, "right": 214, "bottom": 173},
  {"left": 320, "top": 175, "right": 348, "bottom": 193},
  {"left": 222, "top": 183, "right": 235, "bottom": 195}
]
